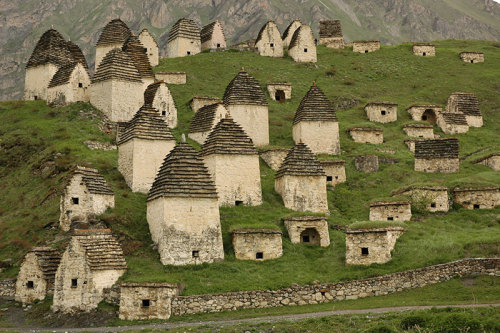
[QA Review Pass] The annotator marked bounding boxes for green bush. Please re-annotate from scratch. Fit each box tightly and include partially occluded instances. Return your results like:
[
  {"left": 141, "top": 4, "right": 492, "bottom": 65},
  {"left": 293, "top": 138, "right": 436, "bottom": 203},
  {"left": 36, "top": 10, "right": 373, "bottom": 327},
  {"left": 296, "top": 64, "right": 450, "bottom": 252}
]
[
  {"left": 432, "top": 312, "right": 481, "bottom": 333},
  {"left": 400, "top": 314, "right": 428, "bottom": 330},
  {"left": 365, "top": 324, "right": 395, "bottom": 333}
]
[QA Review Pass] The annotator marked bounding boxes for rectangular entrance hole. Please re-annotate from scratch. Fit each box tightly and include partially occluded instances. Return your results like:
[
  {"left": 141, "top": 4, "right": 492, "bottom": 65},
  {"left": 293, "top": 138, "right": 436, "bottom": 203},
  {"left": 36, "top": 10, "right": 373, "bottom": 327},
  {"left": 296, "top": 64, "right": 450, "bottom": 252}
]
[
  {"left": 387, "top": 217, "right": 394, "bottom": 221},
  {"left": 161, "top": 111, "right": 166, "bottom": 116},
  {"left": 235, "top": 200, "right": 243, "bottom": 206},
  {"left": 473, "top": 204, "right": 480, "bottom": 209},
  {"left": 256, "top": 252, "right": 263, "bottom": 259},
  {"left": 71, "top": 197, "right": 79, "bottom": 205},
  {"left": 71, "top": 279, "right": 78, "bottom": 288},
  {"left": 142, "top": 299, "right": 150, "bottom": 308},
  {"left": 302, "top": 235, "right": 310, "bottom": 243},
  {"left": 217, "top": 43, "right": 221, "bottom": 48},
  {"left": 78, "top": 82, "right": 83, "bottom": 88},
  {"left": 365, "top": 50, "right": 368, "bottom": 53},
  {"left": 304, "top": 48, "right": 308, "bottom": 53},
  {"left": 34, "top": 96, "right": 38, "bottom": 100},
  {"left": 423, "top": 52, "right": 426, "bottom": 56},
  {"left": 187, "top": 51, "right": 191, "bottom": 55},
  {"left": 270, "top": 43, "right": 274, "bottom": 47},
  {"left": 431, "top": 203, "right": 436, "bottom": 208},
  {"left": 422, "top": 115, "right": 428, "bottom": 120},
  {"left": 361, "top": 247, "right": 369, "bottom": 256},
  {"left": 192, "top": 250, "right": 199, "bottom": 258},
  {"left": 27, "top": 281, "right": 34, "bottom": 289},
  {"left": 326, "top": 176, "right": 333, "bottom": 182},
  {"left": 381, "top": 110, "right": 387, "bottom": 115}
]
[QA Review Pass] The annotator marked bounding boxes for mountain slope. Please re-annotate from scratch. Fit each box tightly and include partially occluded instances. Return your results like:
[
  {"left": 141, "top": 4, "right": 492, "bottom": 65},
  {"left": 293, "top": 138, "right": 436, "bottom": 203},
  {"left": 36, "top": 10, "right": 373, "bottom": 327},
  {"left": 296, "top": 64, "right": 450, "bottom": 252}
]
[{"left": 1, "top": 0, "right": 499, "bottom": 100}]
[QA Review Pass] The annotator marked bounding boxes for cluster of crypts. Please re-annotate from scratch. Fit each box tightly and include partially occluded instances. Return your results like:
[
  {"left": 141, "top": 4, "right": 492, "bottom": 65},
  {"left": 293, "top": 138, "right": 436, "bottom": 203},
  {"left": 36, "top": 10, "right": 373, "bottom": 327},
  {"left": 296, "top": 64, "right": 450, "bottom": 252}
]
[{"left": 13, "top": 16, "right": 498, "bottom": 317}]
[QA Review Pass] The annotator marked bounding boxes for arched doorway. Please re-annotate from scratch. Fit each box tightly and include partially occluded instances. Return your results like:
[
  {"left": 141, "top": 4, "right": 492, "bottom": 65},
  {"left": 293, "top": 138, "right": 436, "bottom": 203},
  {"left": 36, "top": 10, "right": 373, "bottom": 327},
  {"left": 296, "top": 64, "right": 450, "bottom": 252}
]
[
  {"left": 275, "top": 90, "right": 286, "bottom": 103},
  {"left": 300, "top": 228, "right": 320, "bottom": 245},
  {"left": 422, "top": 109, "right": 437, "bottom": 123}
]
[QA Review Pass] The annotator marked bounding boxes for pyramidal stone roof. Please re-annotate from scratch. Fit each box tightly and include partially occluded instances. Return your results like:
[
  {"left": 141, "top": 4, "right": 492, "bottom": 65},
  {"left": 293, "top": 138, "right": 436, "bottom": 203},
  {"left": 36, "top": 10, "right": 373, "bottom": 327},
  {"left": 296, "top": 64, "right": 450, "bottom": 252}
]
[
  {"left": 66, "top": 41, "right": 89, "bottom": 70},
  {"left": 223, "top": 70, "right": 268, "bottom": 106},
  {"left": 73, "top": 229, "right": 127, "bottom": 271},
  {"left": 92, "top": 48, "right": 142, "bottom": 84},
  {"left": 70, "top": 166, "right": 114, "bottom": 196},
  {"left": 96, "top": 19, "right": 132, "bottom": 46},
  {"left": 293, "top": 84, "right": 337, "bottom": 124},
  {"left": 201, "top": 21, "right": 225, "bottom": 43},
  {"left": 26, "top": 29, "right": 75, "bottom": 69},
  {"left": 118, "top": 105, "right": 175, "bottom": 145},
  {"left": 48, "top": 63, "right": 80, "bottom": 88},
  {"left": 276, "top": 142, "right": 325, "bottom": 178},
  {"left": 144, "top": 81, "right": 166, "bottom": 106},
  {"left": 148, "top": 142, "right": 218, "bottom": 201},
  {"left": 200, "top": 117, "right": 258, "bottom": 156},
  {"left": 449, "top": 93, "right": 481, "bottom": 117},
  {"left": 441, "top": 113, "right": 468, "bottom": 126},
  {"left": 139, "top": 29, "right": 159, "bottom": 47},
  {"left": 29, "top": 247, "right": 61, "bottom": 284},
  {"left": 122, "top": 35, "right": 154, "bottom": 79},
  {"left": 256, "top": 21, "right": 279, "bottom": 43},
  {"left": 189, "top": 103, "right": 224, "bottom": 133},
  {"left": 168, "top": 18, "right": 200, "bottom": 43},
  {"left": 415, "top": 138, "right": 459, "bottom": 159},
  {"left": 319, "top": 20, "right": 343, "bottom": 38},
  {"left": 282, "top": 19, "right": 302, "bottom": 40},
  {"left": 289, "top": 25, "right": 313, "bottom": 49}
]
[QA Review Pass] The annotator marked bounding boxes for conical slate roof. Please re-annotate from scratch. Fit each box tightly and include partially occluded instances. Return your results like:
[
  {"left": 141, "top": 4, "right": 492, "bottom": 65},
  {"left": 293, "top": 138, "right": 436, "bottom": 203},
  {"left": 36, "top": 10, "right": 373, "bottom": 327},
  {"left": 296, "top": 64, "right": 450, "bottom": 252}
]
[
  {"left": 48, "top": 62, "right": 79, "bottom": 88},
  {"left": 282, "top": 19, "right": 302, "bottom": 40},
  {"left": 167, "top": 18, "right": 200, "bottom": 43},
  {"left": 144, "top": 81, "right": 166, "bottom": 106},
  {"left": 70, "top": 166, "right": 114, "bottom": 195},
  {"left": 92, "top": 48, "right": 142, "bottom": 83},
  {"left": 67, "top": 41, "right": 89, "bottom": 70},
  {"left": 293, "top": 84, "right": 337, "bottom": 124},
  {"left": 189, "top": 103, "right": 224, "bottom": 134},
  {"left": 200, "top": 117, "right": 258, "bottom": 156},
  {"left": 96, "top": 19, "right": 132, "bottom": 46},
  {"left": 289, "top": 25, "right": 314, "bottom": 49},
  {"left": 256, "top": 21, "right": 279, "bottom": 43},
  {"left": 276, "top": 143, "right": 325, "bottom": 178},
  {"left": 73, "top": 229, "right": 127, "bottom": 271},
  {"left": 26, "top": 29, "right": 74, "bottom": 69},
  {"left": 148, "top": 142, "right": 218, "bottom": 201},
  {"left": 122, "top": 35, "right": 154, "bottom": 79},
  {"left": 201, "top": 21, "right": 225, "bottom": 43},
  {"left": 29, "top": 247, "right": 61, "bottom": 284},
  {"left": 223, "top": 70, "right": 268, "bottom": 106},
  {"left": 117, "top": 105, "right": 175, "bottom": 145}
]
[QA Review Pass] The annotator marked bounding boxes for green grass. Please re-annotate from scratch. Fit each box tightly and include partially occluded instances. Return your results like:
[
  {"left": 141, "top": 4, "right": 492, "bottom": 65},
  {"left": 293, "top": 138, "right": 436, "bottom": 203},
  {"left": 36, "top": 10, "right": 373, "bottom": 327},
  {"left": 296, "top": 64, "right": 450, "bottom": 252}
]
[
  {"left": 0, "top": 41, "right": 499, "bottom": 296},
  {"left": 349, "top": 221, "right": 407, "bottom": 230}
]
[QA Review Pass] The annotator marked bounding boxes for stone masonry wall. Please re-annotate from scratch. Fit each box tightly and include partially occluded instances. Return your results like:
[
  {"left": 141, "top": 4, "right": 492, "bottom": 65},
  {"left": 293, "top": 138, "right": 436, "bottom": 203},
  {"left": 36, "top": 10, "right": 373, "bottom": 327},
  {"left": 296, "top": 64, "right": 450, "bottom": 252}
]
[
  {"left": 403, "top": 126, "right": 434, "bottom": 139},
  {"left": 90, "top": 80, "right": 144, "bottom": 122},
  {"left": 415, "top": 158, "right": 459, "bottom": 173},
  {"left": 365, "top": 104, "right": 398, "bottom": 123},
  {"left": 404, "top": 188, "right": 449, "bottom": 212},
  {"left": 275, "top": 175, "right": 329, "bottom": 213},
  {"left": 288, "top": 25, "right": 317, "bottom": 63},
  {"left": 453, "top": 189, "right": 500, "bottom": 210},
  {"left": 346, "top": 229, "right": 403, "bottom": 265},
  {"left": 232, "top": 231, "right": 283, "bottom": 260},
  {"left": 259, "top": 148, "right": 289, "bottom": 171},
  {"left": 0, "top": 279, "right": 16, "bottom": 298},
  {"left": 320, "top": 161, "right": 346, "bottom": 187},
  {"left": 413, "top": 45, "right": 435, "bottom": 57},
  {"left": 201, "top": 22, "right": 226, "bottom": 50},
  {"left": 24, "top": 64, "right": 59, "bottom": 100},
  {"left": 284, "top": 217, "right": 330, "bottom": 247},
  {"left": 349, "top": 129, "right": 383, "bottom": 144},
  {"left": 47, "top": 64, "right": 91, "bottom": 106},
  {"left": 320, "top": 37, "right": 344, "bottom": 49},
  {"left": 152, "top": 84, "right": 177, "bottom": 128},
  {"left": 15, "top": 253, "right": 48, "bottom": 304},
  {"left": 369, "top": 203, "right": 412, "bottom": 221},
  {"left": 167, "top": 37, "right": 201, "bottom": 58},
  {"left": 460, "top": 52, "right": 484, "bottom": 64},
  {"left": 267, "top": 84, "right": 292, "bottom": 101},
  {"left": 353, "top": 41, "right": 380, "bottom": 53},
  {"left": 255, "top": 22, "right": 283, "bottom": 58},
  {"left": 293, "top": 121, "right": 340, "bottom": 155},
  {"left": 171, "top": 258, "right": 499, "bottom": 315},
  {"left": 476, "top": 156, "right": 500, "bottom": 171},
  {"left": 119, "top": 284, "right": 178, "bottom": 320},
  {"left": 190, "top": 97, "right": 222, "bottom": 113},
  {"left": 226, "top": 104, "right": 269, "bottom": 147},
  {"left": 155, "top": 72, "right": 186, "bottom": 85}
]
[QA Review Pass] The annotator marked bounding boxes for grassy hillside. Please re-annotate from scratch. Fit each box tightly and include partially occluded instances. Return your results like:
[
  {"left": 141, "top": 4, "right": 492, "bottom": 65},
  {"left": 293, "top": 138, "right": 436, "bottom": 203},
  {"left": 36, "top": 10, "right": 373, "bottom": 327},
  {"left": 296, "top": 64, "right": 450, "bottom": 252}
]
[{"left": 0, "top": 41, "right": 499, "bottom": 296}]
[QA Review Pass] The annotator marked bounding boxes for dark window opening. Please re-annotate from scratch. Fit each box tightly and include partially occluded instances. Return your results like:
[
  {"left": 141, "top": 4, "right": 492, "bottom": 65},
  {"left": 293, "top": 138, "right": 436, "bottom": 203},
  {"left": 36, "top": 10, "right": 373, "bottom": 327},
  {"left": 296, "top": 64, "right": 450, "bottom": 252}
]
[
  {"left": 187, "top": 51, "right": 191, "bottom": 55},
  {"left": 321, "top": 291, "right": 326, "bottom": 296},
  {"left": 304, "top": 48, "right": 308, "bottom": 53},
  {"left": 361, "top": 247, "right": 369, "bottom": 255},
  {"left": 381, "top": 110, "right": 387, "bottom": 115},
  {"left": 34, "top": 96, "right": 38, "bottom": 100},
  {"left": 256, "top": 252, "right": 263, "bottom": 259},
  {"left": 335, "top": 176, "right": 339, "bottom": 179},
  {"left": 302, "top": 235, "right": 310, "bottom": 243},
  {"left": 161, "top": 111, "right": 167, "bottom": 116},
  {"left": 235, "top": 200, "right": 243, "bottom": 206},
  {"left": 326, "top": 176, "right": 333, "bottom": 182},
  {"left": 422, "top": 109, "right": 437, "bottom": 124},
  {"left": 423, "top": 52, "right": 426, "bottom": 56},
  {"left": 422, "top": 115, "right": 428, "bottom": 121},
  {"left": 27, "top": 281, "right": 34, "bottom": 289},
  {"left": 471, "top": 60, "right": 474, "bottom": 64},
  {"left": 275, "top": 90, "right": 285, "bottom": 103},
  {"left": 387, "top": 217, "right": 394, "bottom": 221},
  {"left": 431, "top": 203, "right": 436, "bottom": 208},
  {"left": 270, "top": 43, "right": 274, "bottom": 47},
  {"left": 72, "top": 197, "right": 79, "bottom": 205},
  {"left": 365, "top": 50, "right": 368, "bottom": 53},
  {"left": 142, "top": 299, "right": 150, "bottom": 307},
  {"left": 473, "top": 204, "right": 480, "bottom": 209},
  {"left": 71, "top": 279, "right": 78, "bottom": 288},
  {"left": 78, "top": 82, "right": 83, "bottom": 88},
  {"left": 217, "top": 43, "right": 221, "bottom": 48},
  {"left": 192, "top": 250, "right": 199, "bottom": 258}
]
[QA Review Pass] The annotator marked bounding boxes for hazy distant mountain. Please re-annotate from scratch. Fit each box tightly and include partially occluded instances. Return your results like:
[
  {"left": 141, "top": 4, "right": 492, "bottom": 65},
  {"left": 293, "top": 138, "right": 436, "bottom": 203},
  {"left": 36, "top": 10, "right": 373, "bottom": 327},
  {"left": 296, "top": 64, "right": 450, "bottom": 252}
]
[{"left": 1, "top": 0, "right": 499, "bottom": 100}]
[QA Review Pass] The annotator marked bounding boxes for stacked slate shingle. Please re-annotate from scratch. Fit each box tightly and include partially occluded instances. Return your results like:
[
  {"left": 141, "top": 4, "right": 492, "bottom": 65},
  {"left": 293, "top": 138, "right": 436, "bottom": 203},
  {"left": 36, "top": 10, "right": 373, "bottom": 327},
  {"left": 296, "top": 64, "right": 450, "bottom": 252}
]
[
  {"left": 276, "top": 143, "right": 325, "bottom": 178},
  {"left": 282, "top": 20, "right": 302, "bottom": 41},
  {"left": 415, "top": 138, "right": 459, "bottom": 159},
  {"left": 440, "top": 113, "right": 468, "bottom": 126},
  {"left": 66, "top": 41, "right": 89, "bottom": 70},
  {"left": 223, "top": 71, "right": 268, "bottom": 106},
  {"left": 319, "top": 20, "right": 343, "bottom": 38},
  {"left": 448, "top": 93, "right": 481, "bottom": 117},
  {"left": 293, "top": 85, "right": 337, "bottom": 124},
  {"left": 148, "top": 142, "right": 218, "bottom": 201},
  {"left": 256, "top": 21, "right": 276, "bottom": 43},
  {"left": 26, "top": 29, "right": 75, "bottom": 69},
  {"left": 189, "top": 103, "right": 225, "bottom": 134},
  {"left": 47, "top": 63, "right": 80, "bottom": 88},
  {"left": 143, "top": 81, "right": 163, "bottom": 106},
  {"left": 200, "top": 117, "right": 257, "bottom": 156},
  {"left": 29, "top": 247, "right": 61, "bottom": 287},
  {"left": 117, "top": 106, "right": 175, "bottom": 145},
  {"left": 289, "top": 25, "right": 311, "bottom": 49},
  {"left": 72, "top": 166, "right": 114, "bottom": 195},
  {"left": 122, "top": 35, "right": 154, "bottom": 79},
  {"left": 200, "top": 21, "right": 224, "bottom": 43},
  {"left": 92, "top": 48, "right": 142, "bottom": 84},
  {"left": 96, "top": 19, "right": 132, "bottom": 46},
  {"left": 73, "top": 229, "right": 127, "bottom": 271},
  {"left": 168, "top": 18, "right": 200, "bottom": 43}
]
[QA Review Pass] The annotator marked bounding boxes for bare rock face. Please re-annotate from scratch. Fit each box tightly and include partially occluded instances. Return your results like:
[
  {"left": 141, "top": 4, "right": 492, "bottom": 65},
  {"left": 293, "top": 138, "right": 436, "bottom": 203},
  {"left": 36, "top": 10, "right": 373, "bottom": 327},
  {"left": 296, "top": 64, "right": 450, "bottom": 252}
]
[{"left": 354, "top": 155, "right": 379, "bottom": 173}]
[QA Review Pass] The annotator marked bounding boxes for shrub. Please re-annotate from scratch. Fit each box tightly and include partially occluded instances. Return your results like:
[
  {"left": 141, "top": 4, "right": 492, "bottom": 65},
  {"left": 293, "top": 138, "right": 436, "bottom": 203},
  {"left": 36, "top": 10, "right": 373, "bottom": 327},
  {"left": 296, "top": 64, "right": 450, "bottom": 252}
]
[
  {"left": 365, "top": 324, "right": 395, "bottom": 333},
  {"left": 400, "top": 314, "right": 428, "bottom": 330},
  {"left": 432, "top": 313, "right": 481, "bottom": 333},
  {"left": 326, "top": 66, "right": 336, "bottom": 77}
]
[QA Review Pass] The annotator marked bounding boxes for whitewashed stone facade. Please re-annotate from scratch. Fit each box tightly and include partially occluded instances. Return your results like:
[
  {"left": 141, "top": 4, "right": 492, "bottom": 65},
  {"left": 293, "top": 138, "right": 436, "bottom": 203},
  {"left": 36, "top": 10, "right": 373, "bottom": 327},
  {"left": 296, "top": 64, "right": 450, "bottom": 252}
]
[
  {"left": 155, "top": 72, "right": 186, "bottom": 84},
  {"left": 59, "top": 167, "right": 114, "bottom": 232},
  {"left": 436, "top": 113, "right": 470, "bottom": 134},
  {"left": 47, "top": 63, "right": 91, "bottom": 106},
  {"left": 353, "top": 41, "right": 380, "bottom": 53},
  {"left": 138, "top": 29, "right": 159, "bottom": 67},
  {"left": 284, "top": 216, "right": 330, "bottom": 247},
  {"left": 348, "top": 127, "right": 383, "bottom": 144},
  {"left": 25, "top": 63, "right": 59, "bottom": 101},
  {"left": 282, "top": 20, "right": 302, "bottom": 48},
  {"left": 407, "top": 105, "right": 442, "bottom": 123},
  {"left": 267, "top": 83, "right": 292, "bottom": 102},
  {"left": 275, "top": 143, "right": 328, "bottom": 214},
  {"left": 190, "top": 96, "right": 222, "bottom": 112},
  {"left": 320, "top": 160, "right": 346, "bottom": 187},
  {"left": 369, "top": 201, "right": 412, "bottom": 222},
  {"left": 288, "top": 25, "right": 317, "bottom": 63},
  {"left": 52, "top": 229, "right": 127, "bottom": 313},
  {"left": 414, "top": 138, "right": 459, "bottom": 173},
  {"left": 147, "top": 142, "right": 224, "bottom": 266},
  {"left": 346, "top": 227, "right": 404, "bottom": 265},
  {"left": 95, "top": 19, "right": 132, "bottom": 70},
  {"left": 398, "top": 186, "right": 449, "bottom": 212},
  {"left": 446, "top": 93, "right": 483, "bottom": 128},
  {"left": 473, "top": 153, "right": 500, "bottom": 171},
  {"left": 413, "top": 44, "right": 435, "bottom": 57},
  {"left": 460, "top": 52, "right": 484, "bottom": 64},
  {"left": 144, "top": 81, "right": 177, "bottom": 128},
  {"left": 452, "top": 187, "right": 500, "bottom": 210},
  {"left": 255, "top": 21, "right": 283, "bottom": 58},
  {"left": 232, "top": 229, "right": 283, "bottom": 260},
  {"left": 259, "top": 148, "right": 289, "bottom": 171},
  {"left": 119, "top": 283, "right": 178, "bottom": 320},
  {"left": 201, "top": 117, "right": 262, "bottom": 207},
  {"left": 167, "top": 18, "right": 201, "bottom": 58},
  {"left": 201, "top": 21, "right": 226, "bottom": 51},
  {"left": 365, "top": 102, "right": 398, "bottom": 123},
  {"left": 402, "top": 124, "right": 434, "bottom": 139}
]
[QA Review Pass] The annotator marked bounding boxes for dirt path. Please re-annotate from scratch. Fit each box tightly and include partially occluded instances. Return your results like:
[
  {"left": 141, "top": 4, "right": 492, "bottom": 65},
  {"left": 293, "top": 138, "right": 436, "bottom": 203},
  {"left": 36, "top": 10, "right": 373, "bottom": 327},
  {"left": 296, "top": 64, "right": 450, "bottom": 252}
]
[{"left": 2, "top": 303, "right": 498, "bottom": 333}]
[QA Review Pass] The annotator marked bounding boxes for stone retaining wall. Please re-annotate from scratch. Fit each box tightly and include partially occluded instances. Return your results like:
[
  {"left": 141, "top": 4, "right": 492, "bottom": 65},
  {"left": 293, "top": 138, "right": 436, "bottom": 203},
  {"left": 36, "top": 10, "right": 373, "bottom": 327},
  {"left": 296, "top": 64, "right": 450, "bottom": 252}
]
[
  {"left": 0, "top": 279, "right": 16, "bottom": 298},
  {"left": 171, "top": 258, "right": 499, "bottom": 315}
]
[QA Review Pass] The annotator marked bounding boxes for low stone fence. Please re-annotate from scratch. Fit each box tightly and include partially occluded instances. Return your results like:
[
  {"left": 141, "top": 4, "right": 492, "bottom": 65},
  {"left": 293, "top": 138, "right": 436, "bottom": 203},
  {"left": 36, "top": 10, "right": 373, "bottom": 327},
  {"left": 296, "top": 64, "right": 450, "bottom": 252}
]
[
  {"left": 0, "top": 279, "right": 16, "bottom": 298},
  {"left": 171, "top": 258, "right": 499, "bottom": 316}
]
